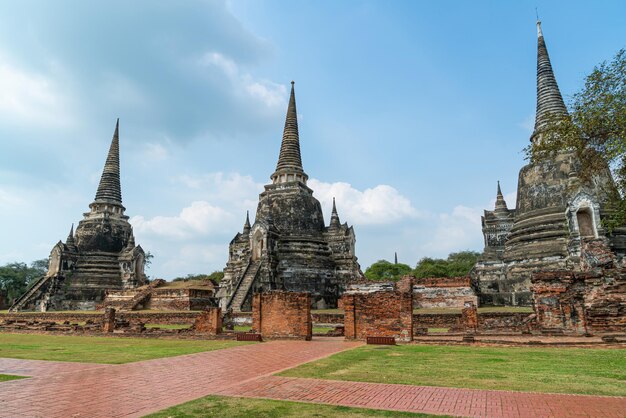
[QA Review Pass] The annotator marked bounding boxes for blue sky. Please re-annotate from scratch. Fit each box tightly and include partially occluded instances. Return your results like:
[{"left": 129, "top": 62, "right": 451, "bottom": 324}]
[{"left": 0, "top": 0, "right": 624, "bottom": 278}]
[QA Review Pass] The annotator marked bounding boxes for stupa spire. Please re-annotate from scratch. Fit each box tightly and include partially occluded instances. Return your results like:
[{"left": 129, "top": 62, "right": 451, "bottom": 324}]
[
  {"left": 531, "top": 20, "right": 568, "bottom": 143},
  {"left": 94, "top": 119, "right": 123, "bottom": 204},
  {"left": 66, "top": 224, "right": 75, "bottom": 246},
  {"left": 271, "top": 82, "right": 308, "bottom": 184},
  {"left": 243, "top": 210, "right": 251, "bottom": 234},
  {"left": 495, "top": 181, "right": 509, "bottom": 212},
  {"left": 330, "top": 197, "right": 341, "bottom": 228}
]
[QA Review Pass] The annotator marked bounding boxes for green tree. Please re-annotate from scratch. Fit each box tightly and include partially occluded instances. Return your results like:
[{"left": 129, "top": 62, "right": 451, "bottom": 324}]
[
  {"left": 364, "top": 260, "right": 412, "bottom": 281},
  {"left": 0, "top": 259, "right": 48, "bottom": 303},
  {"left": 530, "top": 49, "right": 626, "bottom": 229},
  {"left": 413, "top": 251, "right": 480, "bottom": 278},
  {"left": 171, "top": 270, "right": 224, "bottom": 283}
]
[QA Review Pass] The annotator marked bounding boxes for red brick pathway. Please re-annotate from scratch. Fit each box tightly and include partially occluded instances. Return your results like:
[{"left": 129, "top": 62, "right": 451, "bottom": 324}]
[
  {"left": 1, "top": 338, "right": 625, "bottom": 418},
  {"left": 221, "top": 375, "right": 626, "bottom": 418}
]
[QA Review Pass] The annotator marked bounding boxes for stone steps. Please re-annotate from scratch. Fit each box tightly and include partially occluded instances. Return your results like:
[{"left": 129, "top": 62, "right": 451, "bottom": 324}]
[{"left": 230, "top": 260, "right": 261, "bottom": 313}]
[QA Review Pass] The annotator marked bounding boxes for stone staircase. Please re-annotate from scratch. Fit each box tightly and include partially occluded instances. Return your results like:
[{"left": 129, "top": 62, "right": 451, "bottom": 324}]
[
  {"left": 228, "top": 260, "right": 261, "bottom": 312},
  {"left": 71, "top": 252, "right": 122, "bottom": 285},
  {"left": 9, "top": 275, "right": 51, "bottom": 312},
  {"left": 117, "top": 279, "right": 166, "bottom": 311}
]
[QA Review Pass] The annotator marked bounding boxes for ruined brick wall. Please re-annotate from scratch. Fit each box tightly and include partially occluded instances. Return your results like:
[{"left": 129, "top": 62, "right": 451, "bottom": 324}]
[
  {"left": 146, "top": 289, "right": 214, "bottom": 311},
  {"left": 311, "top": 312, "right": 343, "bottom": 324},
  {"left": 415, "top": 277, "right": 472, "bottom": 287},
  {"left": 531, "top": 271, "right": 591, "bottom": 333},
  {"left": 252, "top": 291, "right": 312, "bottom": 340},
  {"left": 411, "top": 276, "right": 478, "bottom": 309},
  {"left": 193, "top": 307, "right": 222, "bottom": 334},
  {"left": 343, "top": 278, "right": 413, "bottom": 342},
  {"left": 102, "top": 308, "right": 115, "bottom": 333},
  {"left": 0, "top": 311, "right": 202, "bottom": 326},
  {"left": 461, "top": 302, "right": 478, "bottom": 332}
]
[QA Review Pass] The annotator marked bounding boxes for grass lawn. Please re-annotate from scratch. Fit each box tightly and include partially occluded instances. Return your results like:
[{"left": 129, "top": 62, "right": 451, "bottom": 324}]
[
  {"left": 146, "top": 395, "right": 439, "bottom": 417},
  {"left": 280, "top": 344, "right": 626, "bottom": 396},
  {"left": 427, "top": 328, "right": 448, "bottom": 333},
  {"left": 0, "top": 374, "right": 27, "bottom": 382},
  {"left": 0, "top": 333, "right": 250, "bottom": 364}
]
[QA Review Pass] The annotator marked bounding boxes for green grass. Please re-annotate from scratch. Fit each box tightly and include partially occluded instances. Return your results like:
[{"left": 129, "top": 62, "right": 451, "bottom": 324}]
[
  {"left": 234, "top": 325, "right": 252, "bottom": 332},
  {"left": 144, "top": 324, "right": 191, "bottom": 330},
  {"left": 427, "top": 328, "right": 448, "bottom": 333},
  {"left": 0, "top": 333, "right": 250, "bottom": 364},
  {"left": 312, "top": 308, "right": 344, "bottom": 314},
  {"left": 0, "top": 374, "right": 27, "bottom": 382},
  {"left": 146, "top": 394, "right": 438, "bottom": 417},
  {"left": 280, "top": 344, "right": 626, "bottom": 396}
]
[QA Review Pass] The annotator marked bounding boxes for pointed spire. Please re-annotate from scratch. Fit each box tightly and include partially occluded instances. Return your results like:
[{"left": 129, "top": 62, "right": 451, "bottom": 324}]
[
  {"left": 66, "top": 224, "right": 76, "bottom": 246},
  {"left": 271, "top": 82, "right": 308, "bottom": 184},
  {"left": 127, "top": 233, "right": 135, "bottom": 248},
  {"left": 394, "top": 252, "right": 398, "bottom": 265},
  {"left": 531, "top": 20, "right": 568, "bottom": 143},
  {"left": 243, "top": 210, "right": 251, "bottom": 234},
  {"left": 330, "top": 197, "right": 341, "bottom": 228},
  {"left": 94, "top": 119, "right": 123, "bottom": 204},
  {"left": 494, "top": 181, "right": 509, "bottom": 212}
]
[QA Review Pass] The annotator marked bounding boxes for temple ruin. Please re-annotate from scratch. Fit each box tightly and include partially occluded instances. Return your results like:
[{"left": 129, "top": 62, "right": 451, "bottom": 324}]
[
  {"left": 217, "top": 82, "right": 363, "bottom": 312},
  {"left": 473, "top": 21, "right": 626, "bottom": 306},
  {"left": 10, "top": 120, "right": 147, "bottom": 312}
]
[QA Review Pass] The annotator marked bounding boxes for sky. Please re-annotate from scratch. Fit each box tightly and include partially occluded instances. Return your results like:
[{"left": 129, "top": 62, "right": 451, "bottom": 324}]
[{"left": 0, "top": 0, "right": 625, "bottom": 279}]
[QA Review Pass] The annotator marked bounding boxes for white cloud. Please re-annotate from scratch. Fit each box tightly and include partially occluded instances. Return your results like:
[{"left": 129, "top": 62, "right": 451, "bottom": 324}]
[
  {"left": 131, "top": 201, "right": 234, "bottom": 240},
  {"left": 0, "top": 53, "right": 70, "bottom": 127},
  {"left": 309, "top": 179, "right": 420, "bottom": 225},
  {"left": 200, "top": 51, "right": 287, "bottom": 110},
  {"left": 144, "top": 143, "right": 169, "bottom": 162}
]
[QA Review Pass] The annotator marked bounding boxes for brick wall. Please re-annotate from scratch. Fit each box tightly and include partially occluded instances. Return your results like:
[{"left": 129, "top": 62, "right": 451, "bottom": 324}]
[
  {"left": 146, "top": 289, "right": 214, "bottom": 311},
  {"left": 531, "top": 269, "right": 626, "bottom": 333},
  {"left": 0, "top": 311, "right": 201, "bottom": 325},
  {"left": 252, "top": 291, "right": 312, "bottom": 340},
  {"left": 415, "top": 277, "right": 472, "bottom": 287},
  {"left": 343, "top": 277, "right": 414, "bottom": 342},
  {"left": 193, "top": 307, "right": 222, "bottom": 335}
]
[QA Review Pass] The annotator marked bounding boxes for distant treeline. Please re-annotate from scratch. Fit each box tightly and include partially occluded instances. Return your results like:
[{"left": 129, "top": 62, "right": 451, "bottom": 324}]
[{"left": 364, "top": 251, "right": 480, "bottom": 282}]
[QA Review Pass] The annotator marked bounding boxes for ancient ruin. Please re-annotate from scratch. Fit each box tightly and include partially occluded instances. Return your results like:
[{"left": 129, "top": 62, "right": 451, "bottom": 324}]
[
  {"left": 217, "top": 82, "right": 363, "bottom": 312},
  {"left": 473, "top": 21, "right": 626, "bottom": 306},
  {"left": 10, "top": 120, "right": 147, "bottom": 312},
  {"left": 102, "top": 278, "right": 216, "bottom": 311}
]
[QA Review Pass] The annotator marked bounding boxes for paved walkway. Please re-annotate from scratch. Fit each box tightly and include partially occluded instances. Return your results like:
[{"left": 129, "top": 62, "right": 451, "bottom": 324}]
[{"left": 1, "top": 338, "right": 625, "bottom": 418}]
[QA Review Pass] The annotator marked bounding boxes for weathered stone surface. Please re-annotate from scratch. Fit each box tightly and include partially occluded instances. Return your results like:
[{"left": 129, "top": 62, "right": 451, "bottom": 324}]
[
  {"left": 219, "top": 84, "right": 362, "bottom": 312},
  {"left": 11, "top": 120, "right": 146, "bottom": 312},
  {"left": 461, "top": 301, "right": 478, "bottom": 333},
  {"left": 531, "top": 268, "right": 626, "bottom": 333},
  {"left": 473, "top": 23, "right": 626, "bottom": 306},
  {"left": 252, "top": 291, "right": 312, "bottom": 340},
  {"left": 343, "top": 277, "right": 413, "bottom": 342},
  {"left": 103, "top": 279, "right": 215, "bottom": 311},
  {"left": 102, "top": 308, "right": 116, "bottom": 333},
  {"left": 192, "top": 307, "right": 222, "bottom": 335},
  {"left": 413, "top": 276, "right": 478, "bottom": 308}
]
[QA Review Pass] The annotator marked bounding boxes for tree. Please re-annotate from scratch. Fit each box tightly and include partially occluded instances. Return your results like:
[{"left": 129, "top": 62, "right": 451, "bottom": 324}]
[
  {"left": 364, "top": 260, "right": 412, "bottom": 281},
  {"left": 530, "top": 49, "right": 626, "bottom": 229},
  {"left": 413, "top": 251, "right": 480, "bottom": 278},
  {"left": 171, "top": 270, "right": 224, "bottom": 283},
  {"left": 0, "top": 259, "right": 48, "bottom": 303}
]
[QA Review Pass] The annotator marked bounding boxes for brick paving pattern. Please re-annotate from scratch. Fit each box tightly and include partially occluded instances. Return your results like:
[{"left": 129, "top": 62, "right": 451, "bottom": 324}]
[{"left": 1, "top": 337, "right": 625, "bottom": 417}]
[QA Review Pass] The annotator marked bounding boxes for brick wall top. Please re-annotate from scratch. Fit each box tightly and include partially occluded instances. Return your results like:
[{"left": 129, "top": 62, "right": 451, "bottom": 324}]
[{"left": 414, "top": 276, "right": 471, "bottom": 287}]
